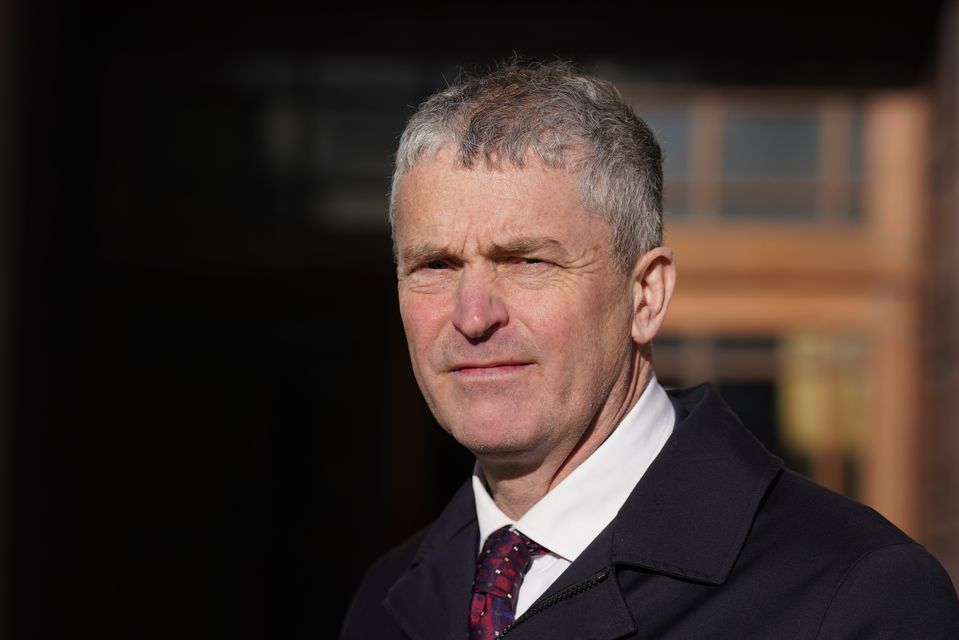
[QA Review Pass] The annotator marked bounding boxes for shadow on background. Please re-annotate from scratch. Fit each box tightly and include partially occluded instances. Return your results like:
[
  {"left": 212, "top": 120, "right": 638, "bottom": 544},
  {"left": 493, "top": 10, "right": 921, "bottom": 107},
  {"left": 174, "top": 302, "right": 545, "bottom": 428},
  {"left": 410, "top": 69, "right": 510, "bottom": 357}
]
[{"left": 3, "top": 1, "right": 947, "bottom": 638}]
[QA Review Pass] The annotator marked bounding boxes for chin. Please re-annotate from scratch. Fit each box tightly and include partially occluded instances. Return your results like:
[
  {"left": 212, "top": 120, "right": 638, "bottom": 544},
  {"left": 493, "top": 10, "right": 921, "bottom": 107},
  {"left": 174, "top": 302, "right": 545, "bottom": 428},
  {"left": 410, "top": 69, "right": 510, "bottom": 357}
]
[{"left": 448, "top": 417, "right": 538, "bottom": 456}]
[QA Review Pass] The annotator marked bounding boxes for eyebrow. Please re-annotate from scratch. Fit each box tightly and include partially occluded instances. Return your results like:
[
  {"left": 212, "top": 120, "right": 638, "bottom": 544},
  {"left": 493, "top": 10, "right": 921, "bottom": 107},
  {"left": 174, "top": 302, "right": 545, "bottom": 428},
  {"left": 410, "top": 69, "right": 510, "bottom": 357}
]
[
  {"left": 400, "top": 237, "right": 565, "bottom": 266},
  {"left": 400, "top": 244, "right": 455, "bottom": 267},
  {"left": 487, "top": 237, "right": 564, "bottom": 259}
]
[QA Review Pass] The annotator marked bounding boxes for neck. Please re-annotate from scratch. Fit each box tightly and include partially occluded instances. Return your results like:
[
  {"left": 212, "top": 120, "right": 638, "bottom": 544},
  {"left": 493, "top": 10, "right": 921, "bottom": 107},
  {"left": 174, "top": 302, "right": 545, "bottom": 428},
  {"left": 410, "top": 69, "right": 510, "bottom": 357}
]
[{"left": 478, "top": 353, "right": 654, "bottom": 520}]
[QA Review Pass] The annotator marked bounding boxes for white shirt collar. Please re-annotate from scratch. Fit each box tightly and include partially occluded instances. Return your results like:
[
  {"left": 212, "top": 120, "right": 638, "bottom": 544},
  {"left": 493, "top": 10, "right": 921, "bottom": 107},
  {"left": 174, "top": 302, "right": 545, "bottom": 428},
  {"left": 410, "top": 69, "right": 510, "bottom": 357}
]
[{"left": 473, "top": 374, "right": 675, "bottom": 560}]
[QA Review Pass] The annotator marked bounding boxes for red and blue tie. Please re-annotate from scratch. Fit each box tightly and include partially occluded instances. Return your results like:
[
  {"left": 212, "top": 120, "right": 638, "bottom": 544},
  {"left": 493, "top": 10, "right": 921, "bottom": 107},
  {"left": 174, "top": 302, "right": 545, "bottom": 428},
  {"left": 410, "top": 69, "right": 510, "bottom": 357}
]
[{"left": 468, "top": 526, "right": 546, "bottom": 639}]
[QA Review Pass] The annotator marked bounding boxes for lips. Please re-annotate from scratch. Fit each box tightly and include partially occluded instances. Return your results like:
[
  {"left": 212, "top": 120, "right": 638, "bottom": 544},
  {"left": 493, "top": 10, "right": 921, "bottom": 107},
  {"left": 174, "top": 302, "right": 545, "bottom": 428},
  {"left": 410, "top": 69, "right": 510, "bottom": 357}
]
[{"left": 449, "top": 361, "right": 533, "bottom": 375}]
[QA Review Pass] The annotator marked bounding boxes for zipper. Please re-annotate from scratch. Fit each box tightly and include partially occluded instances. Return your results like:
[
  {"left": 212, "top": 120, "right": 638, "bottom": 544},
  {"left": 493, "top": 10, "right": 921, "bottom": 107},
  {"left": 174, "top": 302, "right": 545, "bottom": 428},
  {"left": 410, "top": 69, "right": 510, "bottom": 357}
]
[{"left": 498, "top": 568, "right": 611, "bottom": 637}]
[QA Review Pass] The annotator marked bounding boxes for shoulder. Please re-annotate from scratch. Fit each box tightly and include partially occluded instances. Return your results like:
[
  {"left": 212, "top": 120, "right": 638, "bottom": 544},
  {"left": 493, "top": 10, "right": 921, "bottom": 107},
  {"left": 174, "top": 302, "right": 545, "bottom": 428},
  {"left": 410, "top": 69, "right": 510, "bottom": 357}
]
[
  {"left": 815, "top": 540, "right": 959, "bottom": 638},
  {"left": 660, "top": 384, "right": 959, "bottom": 634},
  {"left": 339, "top": 526, "right": 428, "bottom": 640},
  {"left": 763, "top": 471, "right": 959, "bottom": 637},
  {"left": 761, "top": 470, "right": 914, "bottom": 554}
]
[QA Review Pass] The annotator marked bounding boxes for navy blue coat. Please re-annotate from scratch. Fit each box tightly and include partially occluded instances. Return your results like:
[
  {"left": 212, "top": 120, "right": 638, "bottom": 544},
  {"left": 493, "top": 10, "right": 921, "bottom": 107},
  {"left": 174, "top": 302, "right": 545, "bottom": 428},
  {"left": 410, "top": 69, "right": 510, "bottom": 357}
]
[{"left": 340, "top": 384, "right": 959, "bottom": 639}]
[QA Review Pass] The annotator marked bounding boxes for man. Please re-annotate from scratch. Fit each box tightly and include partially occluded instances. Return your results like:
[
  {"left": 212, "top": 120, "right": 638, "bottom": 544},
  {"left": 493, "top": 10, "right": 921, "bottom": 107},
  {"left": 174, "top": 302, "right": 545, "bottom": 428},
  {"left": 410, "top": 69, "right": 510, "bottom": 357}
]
[{"left": 340, "top": 60, "right": 959, "bottom": 639}]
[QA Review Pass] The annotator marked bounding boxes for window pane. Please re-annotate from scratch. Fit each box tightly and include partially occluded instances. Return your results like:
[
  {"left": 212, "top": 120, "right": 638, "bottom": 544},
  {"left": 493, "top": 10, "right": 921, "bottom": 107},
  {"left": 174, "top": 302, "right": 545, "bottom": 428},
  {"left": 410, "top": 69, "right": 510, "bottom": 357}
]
[{"left": 723, "top": 111, "right": 819, "bottom": 179}]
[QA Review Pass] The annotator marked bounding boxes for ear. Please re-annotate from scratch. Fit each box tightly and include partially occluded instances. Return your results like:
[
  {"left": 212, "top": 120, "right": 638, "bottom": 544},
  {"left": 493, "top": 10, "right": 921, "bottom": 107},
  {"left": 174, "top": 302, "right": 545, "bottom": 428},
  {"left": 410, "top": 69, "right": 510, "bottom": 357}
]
[{"left": 630, "top": 246, "right": 677, "bottom": 345}]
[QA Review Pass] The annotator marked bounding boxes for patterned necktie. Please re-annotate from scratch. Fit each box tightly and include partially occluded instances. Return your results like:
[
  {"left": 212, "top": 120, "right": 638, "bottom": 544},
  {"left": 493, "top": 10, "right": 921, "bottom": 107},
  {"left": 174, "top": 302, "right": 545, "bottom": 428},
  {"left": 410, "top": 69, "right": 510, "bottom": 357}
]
[{"left": 468, "top": 525, "right": 546, "bottom": 639}]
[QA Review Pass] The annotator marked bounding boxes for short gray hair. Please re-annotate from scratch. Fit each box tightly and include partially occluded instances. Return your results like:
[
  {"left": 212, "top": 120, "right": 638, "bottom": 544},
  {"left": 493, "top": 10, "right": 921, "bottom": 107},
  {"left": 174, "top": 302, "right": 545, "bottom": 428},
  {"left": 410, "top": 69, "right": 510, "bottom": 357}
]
[{"left": 389, "top": 59, "right": 664, "bottom": 272}]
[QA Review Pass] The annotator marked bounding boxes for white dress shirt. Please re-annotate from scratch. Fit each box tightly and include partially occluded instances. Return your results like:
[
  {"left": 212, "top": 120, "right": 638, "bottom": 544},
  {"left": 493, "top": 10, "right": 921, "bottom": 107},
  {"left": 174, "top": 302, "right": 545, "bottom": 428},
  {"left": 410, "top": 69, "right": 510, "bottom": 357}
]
[{"left": 471, "top": 374, "right": 675, "bottom": 617}]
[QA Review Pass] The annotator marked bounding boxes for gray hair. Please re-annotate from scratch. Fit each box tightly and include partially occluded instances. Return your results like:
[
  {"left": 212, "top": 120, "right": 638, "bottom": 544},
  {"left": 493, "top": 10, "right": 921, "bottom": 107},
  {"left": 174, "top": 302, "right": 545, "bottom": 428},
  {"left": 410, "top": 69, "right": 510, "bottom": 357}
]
[{"left": 388, "top": 59, "right": 664, "bottom": 272}]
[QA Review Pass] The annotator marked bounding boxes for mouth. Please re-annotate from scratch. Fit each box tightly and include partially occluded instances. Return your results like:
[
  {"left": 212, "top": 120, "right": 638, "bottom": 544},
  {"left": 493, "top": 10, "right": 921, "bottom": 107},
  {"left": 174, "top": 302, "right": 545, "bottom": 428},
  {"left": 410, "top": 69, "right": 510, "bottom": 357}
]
[{"left": 449, "top": 361, "right": 533, "bottom": 377}]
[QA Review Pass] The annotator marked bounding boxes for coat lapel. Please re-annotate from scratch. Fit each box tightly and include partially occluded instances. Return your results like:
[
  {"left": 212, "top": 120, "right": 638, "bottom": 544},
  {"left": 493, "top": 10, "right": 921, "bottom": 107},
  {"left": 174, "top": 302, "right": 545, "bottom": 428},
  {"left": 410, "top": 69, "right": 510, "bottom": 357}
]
[
  {"left": 610, "top": 384, "right": 784, "bottom": 584},
  {"left": 383, "top": 482, "right": 479, "bottom": 640}
]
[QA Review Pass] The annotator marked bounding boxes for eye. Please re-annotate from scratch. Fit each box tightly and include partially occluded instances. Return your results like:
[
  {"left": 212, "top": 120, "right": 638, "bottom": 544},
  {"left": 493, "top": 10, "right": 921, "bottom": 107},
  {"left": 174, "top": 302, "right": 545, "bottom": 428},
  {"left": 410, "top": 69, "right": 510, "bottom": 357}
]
[
  {"left": 408, "top": 259, "right": 453, "bottom": 275},
  {"left": 507, "top": 256, "right": 546, "bottom": 267}
]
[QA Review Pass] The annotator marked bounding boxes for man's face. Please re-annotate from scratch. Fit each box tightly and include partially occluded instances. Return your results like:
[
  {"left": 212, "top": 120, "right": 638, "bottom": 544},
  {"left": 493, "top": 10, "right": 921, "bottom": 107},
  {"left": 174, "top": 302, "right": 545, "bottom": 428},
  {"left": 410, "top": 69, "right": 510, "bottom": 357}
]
[{"left": 393, "top": 147, "right": 639, "bottom": 466}]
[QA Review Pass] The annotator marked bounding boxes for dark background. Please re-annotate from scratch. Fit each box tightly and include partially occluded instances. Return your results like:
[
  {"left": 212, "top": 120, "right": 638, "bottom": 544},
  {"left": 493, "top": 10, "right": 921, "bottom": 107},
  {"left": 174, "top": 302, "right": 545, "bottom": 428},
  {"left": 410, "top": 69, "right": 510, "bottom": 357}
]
[{"left": 5, "top": 2, "right": 945, "bottom": 638}]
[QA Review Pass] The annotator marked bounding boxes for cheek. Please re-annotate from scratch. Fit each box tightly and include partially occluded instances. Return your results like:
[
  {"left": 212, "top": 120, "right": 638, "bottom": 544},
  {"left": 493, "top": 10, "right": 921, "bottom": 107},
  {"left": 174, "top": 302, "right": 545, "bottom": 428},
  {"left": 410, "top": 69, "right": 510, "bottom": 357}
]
[
  {"left": 528, "top": 289, "right": 630, "bottom": 370},
  {"left": 516, "top": 284, "right": 617, "bottom": 342},
  {"left": 516, "top": 299, "right": 591, "bottom": 379},
  {"left": 399, "top": 293, "right": 449, "bottom": 360}
]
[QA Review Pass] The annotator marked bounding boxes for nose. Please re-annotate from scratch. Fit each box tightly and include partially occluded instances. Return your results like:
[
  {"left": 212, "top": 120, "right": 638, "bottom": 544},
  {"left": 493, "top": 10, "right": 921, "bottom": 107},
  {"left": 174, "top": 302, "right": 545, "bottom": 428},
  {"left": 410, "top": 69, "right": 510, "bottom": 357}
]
[{"left": 452, "top": 267, "right": 508, "bottom": 341}]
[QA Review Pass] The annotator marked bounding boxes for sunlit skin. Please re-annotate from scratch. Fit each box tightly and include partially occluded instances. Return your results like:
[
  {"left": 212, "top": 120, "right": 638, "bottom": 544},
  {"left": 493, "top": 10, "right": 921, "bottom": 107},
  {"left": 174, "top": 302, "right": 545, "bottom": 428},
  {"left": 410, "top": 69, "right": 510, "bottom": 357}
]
[{"left": 393, "top": 146, "right": 675, "bottom": 518}]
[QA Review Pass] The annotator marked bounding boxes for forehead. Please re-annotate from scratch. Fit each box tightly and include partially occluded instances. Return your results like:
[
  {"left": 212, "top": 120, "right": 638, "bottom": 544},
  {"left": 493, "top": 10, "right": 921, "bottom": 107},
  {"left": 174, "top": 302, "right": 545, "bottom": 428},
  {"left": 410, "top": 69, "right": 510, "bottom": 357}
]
[{"left": 392, "top": 148, "right": 605, "bottom": 253}]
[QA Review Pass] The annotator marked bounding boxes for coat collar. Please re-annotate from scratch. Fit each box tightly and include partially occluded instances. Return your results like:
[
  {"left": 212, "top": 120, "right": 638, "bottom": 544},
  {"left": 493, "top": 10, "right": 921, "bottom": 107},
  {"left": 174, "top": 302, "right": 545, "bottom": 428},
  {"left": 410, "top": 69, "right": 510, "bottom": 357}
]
[
  {"left": 609, "top": 383, "right": 784, "bottom": 584},
  {"left": 383, "top": 384, "right": 783, "bottom": 639}
]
